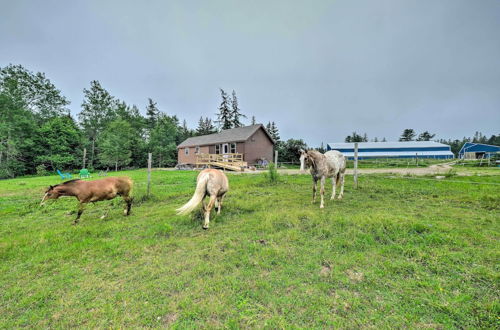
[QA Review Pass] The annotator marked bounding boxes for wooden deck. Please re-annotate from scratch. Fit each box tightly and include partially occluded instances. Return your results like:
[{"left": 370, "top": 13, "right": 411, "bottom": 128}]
[{"left": 195, "top": 153, "right": 247, "bottom": 172}]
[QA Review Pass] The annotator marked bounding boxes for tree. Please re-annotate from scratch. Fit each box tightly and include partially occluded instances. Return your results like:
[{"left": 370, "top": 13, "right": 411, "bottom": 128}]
[
  {"left": 230, "top": 90, "right": 246, "bottom": 128},
  {"left": 79, "top": 80, "right": 116, "bottom": 168},
  {"left": 145, "top": 98, "right": 159, "bottom": 130},
  {"left": 216, "top": 89, "right": 232, "bottom": 130},
  {"left": 0, "top": 92, "right": 36, "bottom": 177},
  {"left": 417, "top": 131, "right": 436, "bottom": 141},
  {"left": 399, "top": 129, "right": 416, "bottom": 141},
  {"left": 178, "top": 119, "right": 193, "bottom": 142},
  {"left": 0, "top": 64, "right": 70, "bottom": 121},
  {"left": 34, "top": 115, "right": 82, "bottom": 171},
  {"left": 345, "top": 132, "right": 365, "bottom": 142},
  {"left": 196, "top": 116, "right": 216, "bottom": 136},
  {"left": 277, "top": 139, "right": 308, "bottom": 163},
  {"left": 317, "top": 142, "right": 326, "bottom": 153},
  {"left": 99, "top": 119, "right": 134, "bottom": 171},
  {"left": 149, "top": 113, "right": 179, "bottom": 167},
  {"left": 382, "top": 137, "right": 387, "bottom": 142},
  {"left": 251, "top": 116, "right": 256, "bottom": 125}
]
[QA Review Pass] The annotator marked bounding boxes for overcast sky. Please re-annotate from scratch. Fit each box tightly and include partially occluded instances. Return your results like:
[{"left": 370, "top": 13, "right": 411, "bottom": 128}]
[{"left": 2, "top": 0, "right": 499, "bottom": 146}]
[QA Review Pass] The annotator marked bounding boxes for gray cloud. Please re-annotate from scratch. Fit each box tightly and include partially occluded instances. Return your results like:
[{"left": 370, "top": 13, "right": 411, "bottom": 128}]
[{"left": 2, "top": 0, "right": 499, "bottom": 146}]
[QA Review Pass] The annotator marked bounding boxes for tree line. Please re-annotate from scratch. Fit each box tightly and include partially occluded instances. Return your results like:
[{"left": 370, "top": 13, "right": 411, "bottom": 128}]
[{"left": 0, "top": 64, "right": 303, "bottom": 178}]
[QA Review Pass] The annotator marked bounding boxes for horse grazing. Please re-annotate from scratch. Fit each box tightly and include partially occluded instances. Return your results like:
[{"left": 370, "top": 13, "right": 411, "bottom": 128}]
[
  {"left": 40, "top": 177, "right": 133, "bottom": 224},
  {"left": 176, "top": 169, "right": 229, "bottom": 229},
  {"left": 300, "top": 149, "right": 346, "bottom": 208}
]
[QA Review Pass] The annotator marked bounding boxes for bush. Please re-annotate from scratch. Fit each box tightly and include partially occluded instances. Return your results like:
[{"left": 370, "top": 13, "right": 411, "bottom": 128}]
[
  {"left": 36, "top": 164, "right": 49, "bottom": 176},
  {"left": 266, "top": 162, "right": 279, "bottom": 184}
]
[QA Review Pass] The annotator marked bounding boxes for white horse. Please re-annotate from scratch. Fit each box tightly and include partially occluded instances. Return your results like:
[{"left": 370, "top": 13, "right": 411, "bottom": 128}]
[
  {"left": 299, "top": 149, "right": 346, "bottom": 208},
  {"left": 176, "top": 168, "right": 229, "bottom": 229}
]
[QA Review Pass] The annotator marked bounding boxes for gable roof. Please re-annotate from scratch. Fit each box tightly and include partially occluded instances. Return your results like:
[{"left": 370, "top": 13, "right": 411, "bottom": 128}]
[{"left": 177, "top": 124, "right": 274, "bottom": 148}]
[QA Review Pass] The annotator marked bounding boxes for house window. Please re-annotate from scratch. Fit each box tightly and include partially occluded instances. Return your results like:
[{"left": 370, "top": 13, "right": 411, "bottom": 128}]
[
  {"left": 215, "top": 144, "right": 220, "bottom": 154},
  {"left": 223, "top": 144, "right": 229, "bottom": 154},
  {"left": 230, "top": 143, "right": 236, "bottom": 153},
  {"left": 185, "top": 148, "right": 189, "bottom": 155},
  {"left": 195, "top": 146, "right": 200, "bottom": 154}
]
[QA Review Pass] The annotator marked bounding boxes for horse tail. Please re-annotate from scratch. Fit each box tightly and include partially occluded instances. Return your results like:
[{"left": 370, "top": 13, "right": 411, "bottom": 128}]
[{"left": 176, "top": 172, "right": 209, "bottom": 215}]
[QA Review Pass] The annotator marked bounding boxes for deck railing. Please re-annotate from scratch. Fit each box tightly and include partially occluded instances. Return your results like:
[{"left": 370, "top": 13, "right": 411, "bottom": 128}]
[{"left": 195, "top": 153, "right": 247, "bottom": 170}]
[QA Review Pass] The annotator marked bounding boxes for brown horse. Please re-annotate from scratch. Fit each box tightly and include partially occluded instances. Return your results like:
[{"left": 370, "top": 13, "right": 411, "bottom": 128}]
[
  {"left": 40, "top": 177, "right": 133, "bottom": 224},
  {"left": 176, "top": 168, "right": 229, "bottom": 229}
]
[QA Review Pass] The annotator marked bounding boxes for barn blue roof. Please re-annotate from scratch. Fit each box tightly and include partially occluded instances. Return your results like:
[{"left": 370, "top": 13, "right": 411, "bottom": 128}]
[
  {"left": 326, "top": 141, "right": 454, "bottom": 159},
  {"left": 458, "top": 143, "right": 500, "bottom": 157}
]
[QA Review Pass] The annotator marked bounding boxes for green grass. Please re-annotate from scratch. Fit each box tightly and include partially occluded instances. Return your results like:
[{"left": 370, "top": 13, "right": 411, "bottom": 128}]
[{"left": 1, "top": 170, "right": 499, "bottom": 328}]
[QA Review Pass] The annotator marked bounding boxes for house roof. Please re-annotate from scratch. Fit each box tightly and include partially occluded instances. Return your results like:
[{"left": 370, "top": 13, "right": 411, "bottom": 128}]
[{"left": 177, "top": 124, "right": 274, "bottom": 148}]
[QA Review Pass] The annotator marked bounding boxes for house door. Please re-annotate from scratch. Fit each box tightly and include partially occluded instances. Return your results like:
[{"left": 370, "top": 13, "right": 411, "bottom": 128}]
[{"left": 222, "top": 144, "right": 229, "bottom": 154}]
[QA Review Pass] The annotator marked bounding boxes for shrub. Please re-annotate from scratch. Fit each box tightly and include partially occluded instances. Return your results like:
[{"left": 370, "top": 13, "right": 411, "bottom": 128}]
[
  {"left": 266, "top": 162, "right": 279, "bottom": 184},
  {"left": 36, "top": 164, "right": 49, "bottom": 176}
]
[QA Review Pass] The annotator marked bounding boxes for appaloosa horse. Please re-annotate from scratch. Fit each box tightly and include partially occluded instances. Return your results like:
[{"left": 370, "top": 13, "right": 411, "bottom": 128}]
[
  {"left": 40, "top": 177, "right": 133, "bottom": 224},
  {"left": 300, "top": 149, "right": 346, "bottom": 208},
  {"left": 176, "top": 168, "right": 229, "bottom": 229}
]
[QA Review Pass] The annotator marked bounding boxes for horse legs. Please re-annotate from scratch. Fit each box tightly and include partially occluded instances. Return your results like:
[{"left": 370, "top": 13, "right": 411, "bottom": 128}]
[
  {"left": 320, "top": 176, "right": 326, "bottom": 209},
  {"left": 74, "top": 202, "right": 85, "bottom": 225},
  {"left": 123, "top": 196, "right": 133, "bottom": 215},
  {"left": 312, "top": 178, "right": 318, "bottom": 203},
  {"left": 217, "top": 195, "right": 225, "bottom": 215},
  {"left": 203, "top": 194, "right": 217, "bottom": 229},
  {"left": 331, "top": 176, "right": 337, "bottom": 200},
  {"left": 338, "top": 174, "right": 345, "bottom": 200}
]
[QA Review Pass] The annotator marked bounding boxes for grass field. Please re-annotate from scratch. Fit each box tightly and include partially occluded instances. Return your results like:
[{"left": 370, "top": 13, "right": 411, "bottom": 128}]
[{"left": 1, "top": 170, "right": 499, "bottom": 328}]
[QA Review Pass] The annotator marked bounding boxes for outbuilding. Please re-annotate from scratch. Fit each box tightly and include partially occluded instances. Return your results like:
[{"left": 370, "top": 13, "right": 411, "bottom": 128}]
[
  {"left": 326, "top": 141, "right": 454, "bottom": 159},
  {"left": 177, "top": 124, "right": 275, "bottom": 169},
  {"left": 458, "top": 142, "right": 500, "bottom": 159}
]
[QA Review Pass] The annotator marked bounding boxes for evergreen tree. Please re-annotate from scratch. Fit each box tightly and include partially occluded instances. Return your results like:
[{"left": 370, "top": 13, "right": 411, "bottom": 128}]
[
  {"left": 230, "top": 90, "right": 246, "bottom": 128},
  {"left": 345, "top": 132, "right": 364, "bottom": 142},
  {"left": 79, "top": 80, "right": 116, "bottom": 168},
  {"left": 270, "top": 122, "right": 280, "bottom": 142},
  {"left": 145, "top": 98, "right": 159, "bottom": 130},
  {"left": 382, "top": 137, "right": 387, "bottom": 142},
  {"left": 399, "top": 129, "right": 416, "bottom": 141},
  {"left": 216, "top": 89, "right": 232, "bottom": 130},
  {"left": 317, "top": 142, "right": 326, "bottom": 153},
  {"left": 99, "top": 119, "right": 134, "bottom": 171},
  {"left": 251, "top": 116, "right": 256, "bottom": 125},
  {"left": 196, "top": 116, "right": 216, "bottom": 136},
  {"left": 34, "top": 115, "right": 82, "bottom": 171},
  {"left": 417, "top": 131, "right": 436, "bottom": 141}
]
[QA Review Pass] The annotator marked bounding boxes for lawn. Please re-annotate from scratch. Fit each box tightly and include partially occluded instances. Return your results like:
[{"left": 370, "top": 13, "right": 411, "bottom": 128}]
[{"left": 0, "top": 170, "right": 499, "bottom": 328}]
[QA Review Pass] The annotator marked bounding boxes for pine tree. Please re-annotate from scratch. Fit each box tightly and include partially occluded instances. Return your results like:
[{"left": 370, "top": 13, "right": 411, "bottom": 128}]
[
  {"left": 399, "top": 129, "right": 416, "bottom": 141},
  {"left": 216, "top": 89, "right": 232, "bottom": 130},
  {"left": 230, "top": 90, "right": 246, "bottom": 128},
  {"left": 416, "top": 131, "right": 436, "bottom": 141},
  {"left": 99, "top": 119, "right": 134, "bottom": 171},
  {"left": 382, "top": 137, "right": 387, "bottom": 142},
  {"left": 251, "top": 116, "right": 256, "bottom": 125},
  {"left": 270, "top": 122, "right": 280, "bottom": 142},
  {"left": 145, "top": 98, "right": 159, "bottom": 130}
]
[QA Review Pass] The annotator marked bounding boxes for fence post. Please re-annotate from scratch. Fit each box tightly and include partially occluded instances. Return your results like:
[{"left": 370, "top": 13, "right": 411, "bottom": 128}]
[
  {"left": 274, "top": 150, "right": 278, "bottom": 165},
  {"left": 82, "top": 148, "right": 86, "bottom": 169},
  {"left": 354, "top": 142, "right": 358, "bottom": 189},
  {"left": 147, "top": 153, "right": 152, "bottom": 197}
]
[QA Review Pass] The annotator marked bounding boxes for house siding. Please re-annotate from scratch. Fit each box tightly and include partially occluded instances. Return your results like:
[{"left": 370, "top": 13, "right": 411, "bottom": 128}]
[
  {"left": 177, "top": 145, "right": 209, "bottom": 164},
  {"left": 243, "top": 128, "right": 274, "bottom": 165}
]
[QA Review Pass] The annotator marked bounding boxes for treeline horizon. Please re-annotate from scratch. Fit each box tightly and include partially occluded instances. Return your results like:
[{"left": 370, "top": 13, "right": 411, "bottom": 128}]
[{"left": 1, "top": 64, "right": 498, "bottom": 178}]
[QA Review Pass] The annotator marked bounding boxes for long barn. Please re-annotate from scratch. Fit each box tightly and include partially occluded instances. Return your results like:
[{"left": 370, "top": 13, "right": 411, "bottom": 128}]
[{"left": 327, "top": 141, "right": 454, "bottom": 159}]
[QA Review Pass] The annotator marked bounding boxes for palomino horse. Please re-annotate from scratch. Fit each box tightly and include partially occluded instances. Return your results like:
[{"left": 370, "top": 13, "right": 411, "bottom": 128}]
[
  {"left": 176, "top": 168, "right": 229, "bottom": 229},
  {"left": 40, "top": 177, "right": 133, "bottom": 224},
  {"left": 300, "top": 149, "right": 346, "bottom": 208}
]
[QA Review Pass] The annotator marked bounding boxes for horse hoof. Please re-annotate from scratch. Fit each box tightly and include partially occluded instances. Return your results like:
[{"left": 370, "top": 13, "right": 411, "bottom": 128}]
[
  {"left": 202, "top": 226, "right": 209, "bottom": 230},
  {"left": 320, "top": 205, "right": 324, "bottom": 209}
]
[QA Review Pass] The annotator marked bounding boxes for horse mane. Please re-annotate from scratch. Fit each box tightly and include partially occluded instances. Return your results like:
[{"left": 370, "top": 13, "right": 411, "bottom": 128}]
[
  {"left": 53, "top": 179, "right": 81, "bottom": 188},
  {"left": 307, "top": 150, "right": 324, "bottom": 169}
]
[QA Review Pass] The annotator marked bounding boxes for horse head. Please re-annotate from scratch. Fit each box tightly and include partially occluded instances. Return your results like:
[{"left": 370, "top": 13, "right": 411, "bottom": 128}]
[
  {"left": 40, "top": 185, "right": 62, "bottom": 206},
  {"left": 299, "top": 149, "right": 315, "bottom": 172}
]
